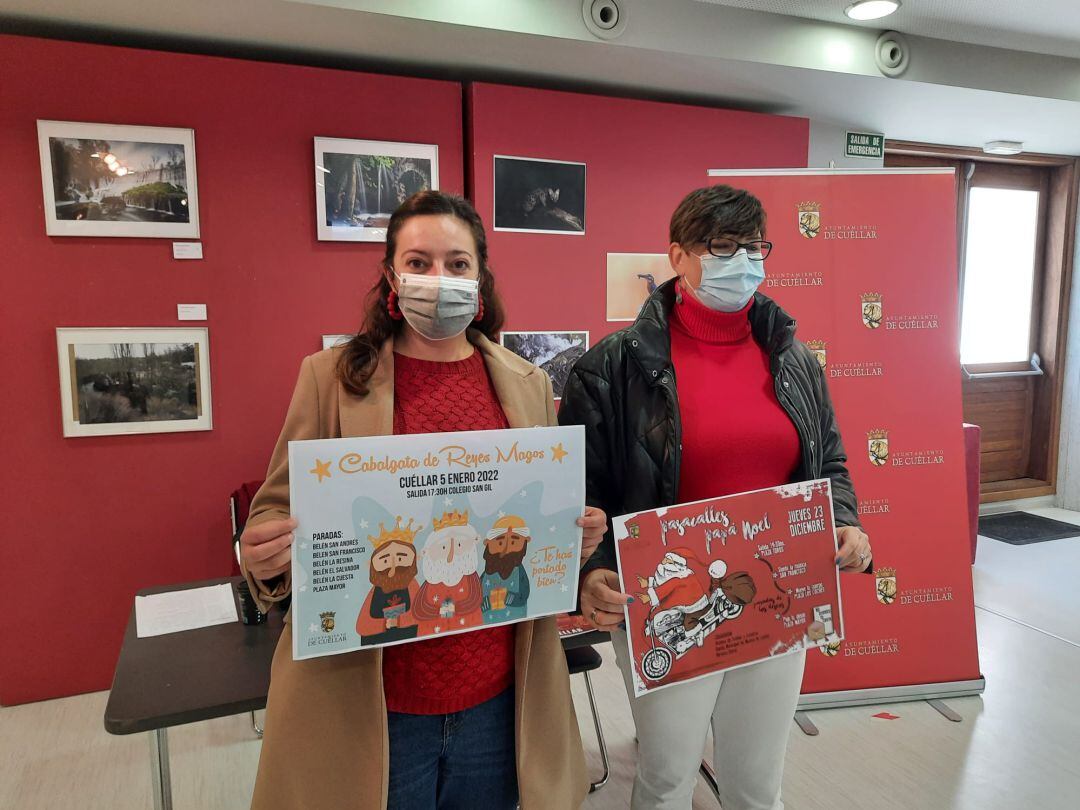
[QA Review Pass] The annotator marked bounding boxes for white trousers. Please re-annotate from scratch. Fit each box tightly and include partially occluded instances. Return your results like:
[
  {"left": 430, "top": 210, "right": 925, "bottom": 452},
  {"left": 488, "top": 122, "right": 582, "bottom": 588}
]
[{"left": 611, "top": 628, "right": 806, "bottom": 810}]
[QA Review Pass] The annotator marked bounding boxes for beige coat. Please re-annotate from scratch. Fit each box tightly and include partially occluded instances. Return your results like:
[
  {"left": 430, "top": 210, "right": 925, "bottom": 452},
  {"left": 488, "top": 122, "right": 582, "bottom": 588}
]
[{"left": 242, "top": 332, "right": 588, "bottom": 810}]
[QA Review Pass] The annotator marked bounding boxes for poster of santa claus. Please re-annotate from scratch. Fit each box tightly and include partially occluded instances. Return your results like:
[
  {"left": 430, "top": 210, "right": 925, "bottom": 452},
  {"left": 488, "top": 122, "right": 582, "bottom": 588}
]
[
  {"left": 287, "top": 425, "right": 585, "bottom": 660},
  {"left": 613, "top": 479, "right": 844, "bottom": 696}
]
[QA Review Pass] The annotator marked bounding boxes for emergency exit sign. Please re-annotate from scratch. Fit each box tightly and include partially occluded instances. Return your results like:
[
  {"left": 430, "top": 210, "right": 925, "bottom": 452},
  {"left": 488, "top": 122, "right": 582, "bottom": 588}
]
[{"left": 846, "top": 131, "right": 884, "bottom": 159}]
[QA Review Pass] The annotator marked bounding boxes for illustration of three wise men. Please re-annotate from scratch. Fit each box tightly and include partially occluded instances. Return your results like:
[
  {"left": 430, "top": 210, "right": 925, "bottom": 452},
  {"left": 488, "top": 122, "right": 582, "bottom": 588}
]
[{"left": 356, "top": 510, "right": 533, "bottom": 645}]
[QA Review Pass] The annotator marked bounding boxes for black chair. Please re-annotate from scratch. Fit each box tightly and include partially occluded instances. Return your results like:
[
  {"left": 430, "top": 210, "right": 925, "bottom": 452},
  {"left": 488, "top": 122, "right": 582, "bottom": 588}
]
[{"left": 564, "top": 645, "right": 611, "bottom": 793}]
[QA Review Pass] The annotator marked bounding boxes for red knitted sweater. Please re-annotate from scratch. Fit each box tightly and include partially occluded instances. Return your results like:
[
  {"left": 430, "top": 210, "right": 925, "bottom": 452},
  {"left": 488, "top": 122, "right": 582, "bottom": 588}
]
[
  {"left": 670, "top": 289, "right": 802, "bottom": 503},
  {"left": 382, "top": 350, "right": 516, "bottom": 715}
]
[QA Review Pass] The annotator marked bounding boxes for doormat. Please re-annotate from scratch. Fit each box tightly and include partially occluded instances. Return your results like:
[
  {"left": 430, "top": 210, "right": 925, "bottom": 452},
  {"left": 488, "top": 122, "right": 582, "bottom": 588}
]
[{"left": 978, "top": 512, "right": 1080, "bottom": 545}]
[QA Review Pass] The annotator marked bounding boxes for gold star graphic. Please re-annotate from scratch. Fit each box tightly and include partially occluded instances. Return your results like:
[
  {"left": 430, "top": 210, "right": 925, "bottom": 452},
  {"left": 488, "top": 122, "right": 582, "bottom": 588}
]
[
  {"left": 551, "top": 443, "right": 569, "bottom": 463},
  {"left": 310, "top": 458, "right": 332, "bottom": 483}
]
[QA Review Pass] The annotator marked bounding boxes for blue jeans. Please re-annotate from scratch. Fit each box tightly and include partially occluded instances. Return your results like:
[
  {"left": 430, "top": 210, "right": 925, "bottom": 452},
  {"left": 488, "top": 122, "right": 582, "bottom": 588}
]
[{"left": 386, "top": 687, "right": 518, "bottom": 810}]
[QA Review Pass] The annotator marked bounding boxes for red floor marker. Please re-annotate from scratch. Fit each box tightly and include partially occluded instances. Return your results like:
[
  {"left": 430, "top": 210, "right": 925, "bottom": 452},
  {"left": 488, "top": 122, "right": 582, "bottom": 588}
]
[{"left": 872, "top": 711, "right": 901, "bottom": 720}]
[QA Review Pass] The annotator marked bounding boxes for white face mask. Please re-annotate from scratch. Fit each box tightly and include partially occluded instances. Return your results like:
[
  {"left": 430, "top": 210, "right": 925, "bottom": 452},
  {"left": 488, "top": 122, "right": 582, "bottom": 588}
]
[
  {"left": 395, "top": 272, "right": 479, "bottom": 341},
  {"left": 692, "top": 249, "right": 766, "bottom": 312}
]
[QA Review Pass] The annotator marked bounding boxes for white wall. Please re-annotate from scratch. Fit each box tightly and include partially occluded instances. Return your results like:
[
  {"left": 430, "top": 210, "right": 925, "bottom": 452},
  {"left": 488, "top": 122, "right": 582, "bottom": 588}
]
[
  {"left": 807, "top": 121, "right": 884, "bottom": 169},
  {"left": 1056, "top": 212, "right": 1080, "bottom": 510},
  {"left": 8, "top": 0, "right": 1080, "bottom": 155}
]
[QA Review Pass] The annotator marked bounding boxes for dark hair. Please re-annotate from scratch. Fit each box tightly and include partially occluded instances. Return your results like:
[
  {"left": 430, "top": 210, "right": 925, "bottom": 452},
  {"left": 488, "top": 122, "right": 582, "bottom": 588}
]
[
  {"left": 669, "top": 185, "right": 767, "bottom": 246},
  {"left": 337, "top": 191, "right": 505, "bottom": 396}
]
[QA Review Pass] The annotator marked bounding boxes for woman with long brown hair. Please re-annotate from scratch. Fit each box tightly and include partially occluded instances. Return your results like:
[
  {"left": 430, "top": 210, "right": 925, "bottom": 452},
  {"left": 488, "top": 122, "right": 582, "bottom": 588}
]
[{"left": 239, "top": 190, "right": 606, "bottom": 810}]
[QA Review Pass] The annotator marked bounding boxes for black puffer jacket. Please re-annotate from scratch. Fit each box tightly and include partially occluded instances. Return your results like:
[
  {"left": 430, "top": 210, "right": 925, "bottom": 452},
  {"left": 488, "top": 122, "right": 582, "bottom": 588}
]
[{"left": 559, "top": 279, "right": 862, "bottom": 578}]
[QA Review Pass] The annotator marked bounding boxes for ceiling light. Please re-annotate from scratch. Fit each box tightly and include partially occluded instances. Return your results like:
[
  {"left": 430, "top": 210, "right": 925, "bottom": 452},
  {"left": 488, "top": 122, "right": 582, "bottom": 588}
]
[
  {"left": 846, "top": 1, "right": 900, "bottom": 21},
  {"left": 984, "top": 140, "right": 1023, "bottom": 155}
]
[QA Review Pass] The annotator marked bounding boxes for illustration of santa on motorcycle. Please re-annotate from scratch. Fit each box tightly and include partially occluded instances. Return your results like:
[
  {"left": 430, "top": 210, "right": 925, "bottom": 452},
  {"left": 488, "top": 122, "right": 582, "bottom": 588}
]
[{"left": 634, "top": 548, "right": 757, "bottom": 681}]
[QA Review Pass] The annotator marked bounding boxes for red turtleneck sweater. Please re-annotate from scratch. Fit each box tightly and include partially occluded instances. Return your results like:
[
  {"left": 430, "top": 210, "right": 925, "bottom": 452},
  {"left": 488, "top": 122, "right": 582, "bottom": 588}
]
[
  {"left": 381, "top": 350, "right": 516, "bottom": 715},
  {"left": 670, "top": 289, "right": 802, "bottom": 503}
]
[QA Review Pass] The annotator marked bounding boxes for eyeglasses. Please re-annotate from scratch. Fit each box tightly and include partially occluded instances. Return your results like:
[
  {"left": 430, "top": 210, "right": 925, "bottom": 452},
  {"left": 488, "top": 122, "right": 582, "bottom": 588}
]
[{"left": 703, "top": 237, "right": 773, "bottom": 261}]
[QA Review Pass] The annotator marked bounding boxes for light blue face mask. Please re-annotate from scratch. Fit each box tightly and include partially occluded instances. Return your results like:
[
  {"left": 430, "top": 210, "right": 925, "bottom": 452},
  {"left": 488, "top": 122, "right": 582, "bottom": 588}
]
[
  {"left": 694, "top": 249, "right": 766, "bottom": 312},
  {"left": 395, "top": 272, "right": 479, "bottom": 341}
]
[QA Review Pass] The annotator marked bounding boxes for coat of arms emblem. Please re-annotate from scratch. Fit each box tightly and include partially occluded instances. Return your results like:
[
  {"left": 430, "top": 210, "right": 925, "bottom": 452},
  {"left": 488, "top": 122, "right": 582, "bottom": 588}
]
[
  {"left": 868, "top": 429, "right": 889, "bottom": 466},
  {"left": 875, "top": 567, "right": 898, "bottom": 605},
  {"left": 861, "top": 292, "right": 883, "bottom": 329},
  {"left": 806, "top": 339, "right": 827, "bottom": 371},
  {"left": 819, "top": 638, "right": 842, "bottom": 656},
  {"left": 797, "top": 201, "right": 820, "bottom": 239},
  {"left": 319, "top": 611, "right": 336, "bottom": 633}
]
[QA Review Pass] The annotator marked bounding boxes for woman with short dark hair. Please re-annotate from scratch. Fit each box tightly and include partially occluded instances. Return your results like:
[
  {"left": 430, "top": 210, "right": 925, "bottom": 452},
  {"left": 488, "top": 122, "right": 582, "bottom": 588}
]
[
  {"left": 560, "top": 185, "right": 872, "bottom": 810},
  {"left": 239, "top": 191, "right": 606, "bottom": 810}
]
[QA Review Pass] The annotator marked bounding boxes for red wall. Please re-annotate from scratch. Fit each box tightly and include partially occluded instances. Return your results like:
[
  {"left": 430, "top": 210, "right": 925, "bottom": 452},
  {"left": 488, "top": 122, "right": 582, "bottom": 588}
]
[
  {"left": 0, "top": 36, "right": 464, "bottom": 705},
  {"left": 0, "top": 39, "right": 808, "bottom": 705},
  {"left": 467, "top": 83, "right": 809, "bottom": 343}
]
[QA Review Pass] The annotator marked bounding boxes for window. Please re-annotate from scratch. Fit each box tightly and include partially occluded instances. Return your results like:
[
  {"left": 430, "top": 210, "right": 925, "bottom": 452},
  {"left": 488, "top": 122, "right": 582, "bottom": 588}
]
[
  {"left": 961, "top": 187, "right": 1040, "bottom": 365},
  {"left": 885, "top": 144, "right": 1078, "bottom": 502}
]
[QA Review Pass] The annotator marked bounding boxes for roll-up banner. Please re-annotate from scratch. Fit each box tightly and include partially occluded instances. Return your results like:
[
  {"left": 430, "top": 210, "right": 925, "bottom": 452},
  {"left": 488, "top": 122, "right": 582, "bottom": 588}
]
[{"left": 707, "top": 169, "right": 983, "bottom": 707}]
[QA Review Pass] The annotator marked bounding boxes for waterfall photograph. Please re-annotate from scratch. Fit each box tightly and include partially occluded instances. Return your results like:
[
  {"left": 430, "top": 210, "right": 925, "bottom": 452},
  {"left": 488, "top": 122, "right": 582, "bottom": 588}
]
[
  {"left": 493, "top": 155, "right": 586, "bottom": 235},
  {"left": 37, "top": 121, "right": 200, "bottom": 238},
  {"left": 48, "top": 139, "right": 190, "bottom": 223},
  {"left": 500, "top": 331, "right": 590, "bottom": 399},
  {"left": 314, "top": 137, "right": 439, "bottom": 241}
]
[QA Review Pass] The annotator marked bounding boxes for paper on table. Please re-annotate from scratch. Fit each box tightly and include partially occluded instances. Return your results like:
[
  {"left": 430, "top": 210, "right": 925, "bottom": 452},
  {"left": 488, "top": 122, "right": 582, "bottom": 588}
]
[{"left": 135, "top": 584, "right": 238, "bottom": 638}]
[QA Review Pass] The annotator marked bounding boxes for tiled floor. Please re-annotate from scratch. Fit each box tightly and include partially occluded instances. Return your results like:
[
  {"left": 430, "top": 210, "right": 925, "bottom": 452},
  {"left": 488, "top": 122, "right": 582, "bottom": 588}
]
[
  {"left": 971, "top": 507, "right": 1080, "bottom": 645},
  {"left": 2, "top": 510, "right": 1078, "bottom": 809}
]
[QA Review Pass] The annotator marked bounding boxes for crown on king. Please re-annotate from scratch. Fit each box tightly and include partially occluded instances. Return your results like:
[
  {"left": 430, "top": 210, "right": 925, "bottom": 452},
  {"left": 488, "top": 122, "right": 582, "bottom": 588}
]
[
  {"left": 369, "top": 516, "right": 421, "bottom": 546},
  {"left": 433, "top": 509, "right": 470, "bottom": 530}
]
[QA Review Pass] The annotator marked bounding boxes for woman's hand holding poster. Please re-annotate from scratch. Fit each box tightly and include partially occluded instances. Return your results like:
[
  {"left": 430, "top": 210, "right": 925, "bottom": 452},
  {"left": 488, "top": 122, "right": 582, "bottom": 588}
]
[
  {"left": 288, "top": 426, "right": 585, "bottom": 660},
  {"left": 613, "top": 479, "right": 844, "bottom": 696}
]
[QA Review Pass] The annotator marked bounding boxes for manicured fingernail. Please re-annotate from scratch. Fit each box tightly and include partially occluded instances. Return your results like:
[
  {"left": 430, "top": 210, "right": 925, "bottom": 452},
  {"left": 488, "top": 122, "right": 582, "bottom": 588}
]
[
  {"left": 627, "top": 596, "right": 635, "bottom": 603},
  {"left": 617, "top": 622, "right": 626, "bottom": 630}
]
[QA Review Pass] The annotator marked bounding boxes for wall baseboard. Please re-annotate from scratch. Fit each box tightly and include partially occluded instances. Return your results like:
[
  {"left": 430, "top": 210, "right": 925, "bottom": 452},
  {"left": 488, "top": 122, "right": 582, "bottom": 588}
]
[{"left": 978, "top": 495, "right": 1059, "bottom": 515}]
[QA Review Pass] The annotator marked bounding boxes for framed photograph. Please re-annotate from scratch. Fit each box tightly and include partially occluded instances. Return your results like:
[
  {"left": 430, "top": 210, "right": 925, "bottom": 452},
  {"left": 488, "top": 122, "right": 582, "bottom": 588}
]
[
  {"left": 315, "top": 137, "right": 439, "bottom": 242},
  {"left": 500, "top": 331, "right": 589, "bottom": 399},
  {"left": 37, "top": 120, "right": 199, "bottom": 238},
  {"left": 493, "top": 156, "right": 586, "bottom": 235},
  {"left": 56, "top": 328, "right": 212, "bottom": 438},
  {"left": 322, "top": 334, "right": 353, "bottom": 350},
  {"left": 607, "top": 253, "right": 676, "bottom": 322}
]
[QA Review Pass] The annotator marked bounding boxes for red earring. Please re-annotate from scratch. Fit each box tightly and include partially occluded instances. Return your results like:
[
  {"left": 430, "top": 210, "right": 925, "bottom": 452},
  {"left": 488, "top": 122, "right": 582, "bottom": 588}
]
[
  {"left": 474, "top": 295, "right": 485, "bottom": 323},
  {"left": 387, "top": 291, "right": 403, "bottom": 321}
]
